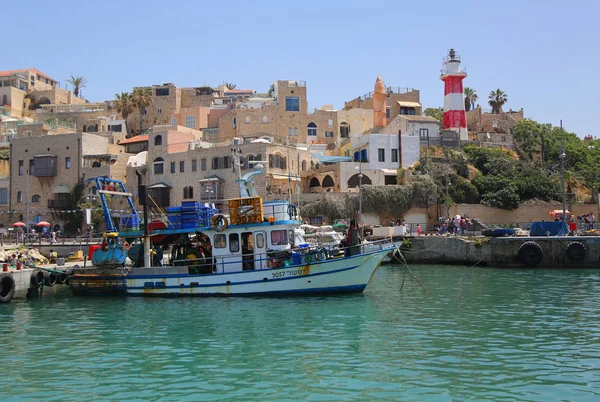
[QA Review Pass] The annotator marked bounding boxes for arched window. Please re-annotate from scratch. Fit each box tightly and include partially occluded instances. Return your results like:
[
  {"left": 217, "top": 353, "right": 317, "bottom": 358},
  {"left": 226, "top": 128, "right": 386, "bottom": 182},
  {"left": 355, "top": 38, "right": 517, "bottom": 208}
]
[
  {"left": 340, "top": 122, "right": 350, "bottom": 138},
  {"left": 232, "top": 117, "right": 236, "bottom": 128},
  {"left": 307, "top": 122, "right": 317, "bottom": 137},
  {"left": 154, "top": 135, "right": 162, "bottom": 146},
  {"left": 153, "top": 157, "right": 164, "bottom": 175},
  {"left": 246, "top": 154, "right": 255, "bottom": 170},
  {"left": 309, "top": 177, "right": 320, "bottom": 188},
  {"left": 269, "top": 154, "right": 285, "bottom": 169},
  {"left": 244, "top": 116, "right": 250, "bottom": 124},
  {"left": 322, "top": 175, "right": 335, "bottom": 188},
  {"left": 348, "top": 173, "right": 372, "bottom": 188},
  {"left": 262, "top": 115, "right": 269, "bottom": 123},
  {"left": 92, "top": 161, "right": 101, "bottom": 168},
  {"left": 183, "top": 186, "right": 194, "bottom": 199},
  {"left": 17, "top": 191, "right": 23, "bottom": 203},
  {"left": 32, "top": 194, "right": 41, "bottom": 203},
  {"left": 301, "top": 160, "right": 307, "bottom": 171}
]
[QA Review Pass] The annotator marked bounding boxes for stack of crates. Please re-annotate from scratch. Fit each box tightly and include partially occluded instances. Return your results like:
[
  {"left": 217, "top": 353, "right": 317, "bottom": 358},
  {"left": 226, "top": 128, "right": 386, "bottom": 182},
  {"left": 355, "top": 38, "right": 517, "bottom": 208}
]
[
  {"left": 166, "top": 206, "right": 182, "bottom": 229},
  {"left": 181, "top": 201, "right": 201, "bottom": 229},
  {"left": 121, "top": 214, "right": 140, "bottom": 231}
]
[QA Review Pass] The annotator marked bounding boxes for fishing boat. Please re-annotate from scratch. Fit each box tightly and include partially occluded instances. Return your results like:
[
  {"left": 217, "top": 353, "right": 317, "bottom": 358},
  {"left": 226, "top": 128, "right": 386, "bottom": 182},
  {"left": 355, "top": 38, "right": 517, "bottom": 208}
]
[{"left": 69, "top": 154, "right": 394, "bottom": 297}]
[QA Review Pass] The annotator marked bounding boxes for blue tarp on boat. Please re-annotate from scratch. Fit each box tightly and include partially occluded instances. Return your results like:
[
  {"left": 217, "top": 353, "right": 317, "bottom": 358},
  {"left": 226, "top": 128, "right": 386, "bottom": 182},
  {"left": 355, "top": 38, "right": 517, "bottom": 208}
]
[{"left": 529, "top": 221, "right": 569, "bottom": 236}]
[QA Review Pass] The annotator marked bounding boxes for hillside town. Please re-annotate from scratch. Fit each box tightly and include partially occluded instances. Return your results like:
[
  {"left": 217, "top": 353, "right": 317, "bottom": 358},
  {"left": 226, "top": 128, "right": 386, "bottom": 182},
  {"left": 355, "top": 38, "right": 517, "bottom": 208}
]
[{"left": 0, "top": 49, "right": 598, "bottom": 238}]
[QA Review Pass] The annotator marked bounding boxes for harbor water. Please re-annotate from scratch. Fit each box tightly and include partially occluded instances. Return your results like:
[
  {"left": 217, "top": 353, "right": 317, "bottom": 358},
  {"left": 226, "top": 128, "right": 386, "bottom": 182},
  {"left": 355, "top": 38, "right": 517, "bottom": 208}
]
[{"left": 2, "top": 265, "right": 600, "bottom": 401}]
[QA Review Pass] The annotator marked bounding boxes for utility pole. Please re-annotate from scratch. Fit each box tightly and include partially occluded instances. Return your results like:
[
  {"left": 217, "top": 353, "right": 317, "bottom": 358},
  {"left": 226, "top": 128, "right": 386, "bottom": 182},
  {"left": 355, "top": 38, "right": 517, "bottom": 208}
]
[
  {"left": 445, "top": 165, "right": 450, "bottom": 219},
  {"left": 560, "top": 120, "right": 567, "bottom": 223}
]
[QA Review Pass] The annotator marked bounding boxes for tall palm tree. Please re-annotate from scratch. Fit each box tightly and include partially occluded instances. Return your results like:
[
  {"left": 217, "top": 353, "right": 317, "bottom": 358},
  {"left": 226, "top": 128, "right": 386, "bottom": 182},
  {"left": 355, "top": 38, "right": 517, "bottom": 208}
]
[
  {"left": 464, "top": 87, "right": 478, "bottom": 111},
  {"left": 488, "top": 89, "right": 508, "bottom": 114},
  {"left": 131, "top": 88, "right": 153, "bottom": 134},
  {"left": 66, "top": 76, "right": 87, "bottom": 98},
  {"left": 225, "top": 82, "right": 237, "bottom": 90},
  {"left": 113, "top": 92, "right": 134, "bottom": 135}
]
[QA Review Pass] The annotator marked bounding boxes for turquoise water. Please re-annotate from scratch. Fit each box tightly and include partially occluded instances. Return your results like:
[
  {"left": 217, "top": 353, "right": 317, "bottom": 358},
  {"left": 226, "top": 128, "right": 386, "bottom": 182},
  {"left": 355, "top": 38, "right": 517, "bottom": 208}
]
[{"left": 1, "top": 265, "right": 600, "bottom": 401}]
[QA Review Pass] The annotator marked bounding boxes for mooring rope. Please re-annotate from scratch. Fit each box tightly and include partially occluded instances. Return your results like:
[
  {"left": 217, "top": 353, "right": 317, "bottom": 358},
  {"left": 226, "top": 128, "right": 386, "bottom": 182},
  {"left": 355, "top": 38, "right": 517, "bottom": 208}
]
[{"left": 394, "top": 245, "right": 428, "bottom": 294}]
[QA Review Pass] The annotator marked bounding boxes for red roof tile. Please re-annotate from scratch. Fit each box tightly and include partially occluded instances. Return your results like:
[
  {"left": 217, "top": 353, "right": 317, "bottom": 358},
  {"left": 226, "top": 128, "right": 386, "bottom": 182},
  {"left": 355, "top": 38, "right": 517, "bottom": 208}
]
[
  {"left": 0, "top": 68, "right": 55, "bottom": 81},
  {"left": 118, "top": 135, "right": 148, "bottom": 145}
]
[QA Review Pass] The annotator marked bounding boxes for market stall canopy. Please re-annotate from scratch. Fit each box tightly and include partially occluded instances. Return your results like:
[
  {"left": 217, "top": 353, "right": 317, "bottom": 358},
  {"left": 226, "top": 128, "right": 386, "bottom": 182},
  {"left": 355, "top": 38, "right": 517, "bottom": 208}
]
[
  {"left": 52, "top": 184, "right": 72, "bottom": 194},
  {"left": 311, "top": 153, "right": 352, "bottom": 163}
]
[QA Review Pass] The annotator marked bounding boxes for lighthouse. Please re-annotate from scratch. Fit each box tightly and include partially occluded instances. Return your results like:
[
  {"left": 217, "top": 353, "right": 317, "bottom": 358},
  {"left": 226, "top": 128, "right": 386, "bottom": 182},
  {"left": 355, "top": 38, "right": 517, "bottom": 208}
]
[{"left": 440, "top": 49, "right": 468, "bottom": 140}]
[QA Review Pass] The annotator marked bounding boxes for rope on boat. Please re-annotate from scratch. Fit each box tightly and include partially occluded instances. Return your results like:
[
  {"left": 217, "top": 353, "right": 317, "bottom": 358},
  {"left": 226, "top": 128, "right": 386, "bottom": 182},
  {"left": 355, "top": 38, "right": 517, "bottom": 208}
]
[{"left": 394, "top": 245, "right": 428, "bottom": 294}]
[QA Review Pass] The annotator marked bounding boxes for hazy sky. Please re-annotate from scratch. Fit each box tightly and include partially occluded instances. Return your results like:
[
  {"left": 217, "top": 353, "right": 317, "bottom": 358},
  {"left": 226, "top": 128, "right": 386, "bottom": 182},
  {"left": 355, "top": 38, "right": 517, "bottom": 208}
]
[{"left": 4, "top": 0, "right": 598, "bottom": 136}]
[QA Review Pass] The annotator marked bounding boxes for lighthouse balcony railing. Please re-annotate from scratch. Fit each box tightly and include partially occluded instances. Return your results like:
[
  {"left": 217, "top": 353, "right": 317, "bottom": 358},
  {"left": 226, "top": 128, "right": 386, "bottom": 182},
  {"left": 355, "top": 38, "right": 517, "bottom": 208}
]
[
  {"left": 440, "top": 66, "right": 467, "bottom": 75},
  {"left": 358, "top": 87, "right": 415, "bottom": 101}
]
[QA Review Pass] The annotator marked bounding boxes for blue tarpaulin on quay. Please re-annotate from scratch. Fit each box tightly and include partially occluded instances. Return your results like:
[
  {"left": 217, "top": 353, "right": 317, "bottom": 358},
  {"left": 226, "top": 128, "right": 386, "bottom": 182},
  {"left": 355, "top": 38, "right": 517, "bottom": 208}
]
[{"left": 529, "top": 221, "right": 569, "bottom": 236}]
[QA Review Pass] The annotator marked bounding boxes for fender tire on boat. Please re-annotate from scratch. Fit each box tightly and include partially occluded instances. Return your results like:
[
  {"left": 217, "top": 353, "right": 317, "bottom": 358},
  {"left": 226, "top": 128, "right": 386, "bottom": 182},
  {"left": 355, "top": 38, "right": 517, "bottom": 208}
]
[
  {"left": 566, "top": 241, "right": 586, "bottom": 261},
  {"left": 57, "top": 272, "right": 68, "bottom": 285},
  {"left": 44, "top": 271, "right": 57, "bottom": 287},
  {"left": 518, "top": 241, "right": 543, "bottom": 267},
  {"left": 0, "top": 274, "right": 16, "bottom": 303},
  {"left": 30, "top": 270, "right": 44, "bottom": 288}
]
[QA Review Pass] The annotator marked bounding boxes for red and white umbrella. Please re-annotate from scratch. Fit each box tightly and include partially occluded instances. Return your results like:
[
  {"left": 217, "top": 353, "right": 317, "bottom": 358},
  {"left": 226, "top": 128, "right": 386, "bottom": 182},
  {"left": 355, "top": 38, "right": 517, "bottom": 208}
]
[
  {"left": 35, "top": 221, "right": 51, "bottom": 227},
  {"left": 12, "top": 221, "right": 26, "bottom": 227}
]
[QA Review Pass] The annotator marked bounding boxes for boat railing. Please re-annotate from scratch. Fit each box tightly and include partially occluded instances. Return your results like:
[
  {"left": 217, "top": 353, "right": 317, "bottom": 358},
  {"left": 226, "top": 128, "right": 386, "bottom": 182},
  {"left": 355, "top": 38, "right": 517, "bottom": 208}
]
[{"left": 170, "top": 238, "right": 396, "bottom": 273}]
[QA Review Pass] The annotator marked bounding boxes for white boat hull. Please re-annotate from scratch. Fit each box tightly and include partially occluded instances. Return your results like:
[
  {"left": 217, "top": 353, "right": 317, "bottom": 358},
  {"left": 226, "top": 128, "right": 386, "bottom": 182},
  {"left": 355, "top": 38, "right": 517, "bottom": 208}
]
[{"left": 125, "top": 248, "right": 390, "bottom": 296}]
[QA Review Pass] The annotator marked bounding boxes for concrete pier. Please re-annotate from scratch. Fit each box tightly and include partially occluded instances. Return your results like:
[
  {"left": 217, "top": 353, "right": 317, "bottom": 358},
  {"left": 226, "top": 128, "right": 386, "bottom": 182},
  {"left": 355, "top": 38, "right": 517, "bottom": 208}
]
[{"left": 399, "top": 236, "right": 600, "bottom": 268}]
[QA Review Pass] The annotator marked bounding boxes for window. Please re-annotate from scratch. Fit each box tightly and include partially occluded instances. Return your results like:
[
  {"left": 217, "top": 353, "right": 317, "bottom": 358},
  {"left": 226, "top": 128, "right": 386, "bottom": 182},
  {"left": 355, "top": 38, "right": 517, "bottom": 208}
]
[
  {"left": 214, "top": 234, "right": 226, "bottom": 249},
  {"left": 183, "top": 186, "right": 194, "bottom": 199},
  {"left": 328, "top": 119, "right": 333, "bottom": 128},
  {"left": 270, "top": 154, "right": 285, "bottom": 169},
  {"left": 232, "top": 117, "right": 236, "bottom": 128},
  {"left": 185, "top": 115, "right": 196, "bottom": 129},
  {"left": 29, "top": 159, "right": 34, "bottom": 175},
  {"left": 201, "top": 158, "right": 206, "bottom": 171},
  {"left": 229, "top": 233, "right": 240, "bottom": 253},
  {"left": 244, "top": 116, "right": 250, "bottom": 124},
  {"left": 256, "top": 233, "right": 265, "bottom": 249},
  {"left": 18, "top": 160, "right": 24, "bottom": 176},
  {"left": 109, "top": 124, "right": 122, "bottom": 132},
  {"left": 288, "top": 127, "right": 292, "bottom": 137},
  {"left": 143, "top": 108, "right": 147, "bottom": 115},
  {"left": 192, "top": 159, "right": 197, "bottom": 172},
  {"left": 153, "top": 157, "right": 164, "bottom": 175},
  {"left": 32, "top": 194, "right": 41, "bottom": 203},
  {"left": 171, "top": 118, "right": 177, "bottom": 126},
  {"left": 386, "top": 107, "right": 391, "bottom": 119},
  {"left": 263, "top": 116, "right": 269, "bottom": 123},
  {"left": 271, "top": 230, "right": 288, "bottom": 246},
  {"left": 0, "top": 188, "right": 7, "bottom": 205},
  {"left": 222, "top": 156, "right": 230, "bottom": 169},
  {"left": 400, "top": 107, "right": 415, "bottom": 115},
  {"left": 302, "top": 160, "right": 307, "bottom": 171},
  {"left": 155, "top": 87, "right": 169, "bottom": 96},
  {"left": 307, "top": 122, "right": 317, "bottom": 136},
  {"left": 65, "top": 157, "right": 71, "bottom": 169},
  {"left": 378, "top": 148, "right": 385, "bottom": 162},
  {"left": 170, "top": 162, "right": 176, "bottom": 173},
  {"left": 34, "top": 155, "right": 57, "bottom": 176},
  {"left": 92, "top": 161, "right": 101, "bottom": 168},
  {"left": 157, "top": 108, "right": 162, "bottom": 115},
  {"left": 419, "top": 128, "right": 429, "bottom": 140},
  {"left": 17, "top": 191, "right": 23, "bottom": 203},
  {"left": 180, "top": 161, "right": 185, "bottom": 172},
  {"left": 391, "top": 149, "right": 398, "bottom": 163},
  {"left": 285, "top": 96, "right": 300, "bottom": 112},
  {"left": 325, "top": 131, "right": 334, "bottom": 138},
  {"left": 293, "top": 127, "right": 298, "bottom": 136},
  {"left": 212, "top": 157, "right": 219, "bottom": 170},
  {"left": 154, "top": 135, "right": 163, "bottom": 146}
]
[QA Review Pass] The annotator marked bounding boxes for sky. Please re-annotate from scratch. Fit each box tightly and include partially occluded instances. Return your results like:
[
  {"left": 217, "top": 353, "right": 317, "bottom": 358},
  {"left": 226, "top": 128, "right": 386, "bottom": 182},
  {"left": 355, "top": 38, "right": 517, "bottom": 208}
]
[{"left": 3, "top": 0, "right": 599, "bottom": 137}]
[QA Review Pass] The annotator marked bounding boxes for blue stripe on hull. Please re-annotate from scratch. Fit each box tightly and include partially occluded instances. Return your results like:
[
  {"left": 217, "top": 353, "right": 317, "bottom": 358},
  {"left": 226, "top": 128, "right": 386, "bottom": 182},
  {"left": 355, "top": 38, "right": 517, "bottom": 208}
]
[{"left": 126, "top": 284, "right": 367, "bottom": 297}]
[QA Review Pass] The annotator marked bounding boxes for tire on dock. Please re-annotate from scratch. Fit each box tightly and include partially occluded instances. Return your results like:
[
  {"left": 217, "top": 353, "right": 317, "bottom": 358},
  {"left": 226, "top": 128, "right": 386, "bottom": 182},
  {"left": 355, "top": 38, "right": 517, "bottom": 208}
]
[
  {"left": 56, "top": 272, "right": 68, "bottom": 285},
  {"left": 566, "top": 241, "right": 586, "bottom": 261},
  {"left": 518, "top": 241, "right": 543, "bottom": 267},
  {"left": 44, "top": 271, "right": 57, "bottom": 287},
  {"left": 31, "top": 270, "right": 45, "bottom": 288},
  {"left": 0, "top": 274, "right": 16, "bottom": 303}
]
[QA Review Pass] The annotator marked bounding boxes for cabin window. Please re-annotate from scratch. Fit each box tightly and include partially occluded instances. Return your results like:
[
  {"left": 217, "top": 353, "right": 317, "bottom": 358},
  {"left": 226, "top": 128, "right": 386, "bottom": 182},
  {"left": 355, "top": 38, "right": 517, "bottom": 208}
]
[
  {"left": 229, "top": 233, "right": 240, "bottom": 252},
  {"left": 271, "top": 230, "right": 288, "bottom": 246},
  {"left": 256, "top": 232, "right": 265, "bottom": 248},
  {"left": 214, "top": 234, "right": 226, "bottom": 248}
]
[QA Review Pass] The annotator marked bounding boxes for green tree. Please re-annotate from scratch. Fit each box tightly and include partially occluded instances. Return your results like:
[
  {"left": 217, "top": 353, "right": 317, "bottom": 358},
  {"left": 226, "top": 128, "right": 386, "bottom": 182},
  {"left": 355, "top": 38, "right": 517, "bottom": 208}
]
[
  {"left": 225, "top": 82, "right": 237, "bottom": 90},
  {"left": 132, "top": 88, "right": 153, "bottom": 134},
  {"left": 512, "top": 119, "right": 543, "bottom": 160},
  {"left": 423, "top": 107, "right": 443, "bottom": 122},
  {"left": 464, "top": 87, "right": 478, "bottom": 112},
  {"left": 113, "top": 92, "right": 134, "bottom": 135},
  {"left": 66, "top": 76, "right": 87, "bottom": 98},
  {"left": 488, "top": 89, "right": 508, "bottom": 114}
]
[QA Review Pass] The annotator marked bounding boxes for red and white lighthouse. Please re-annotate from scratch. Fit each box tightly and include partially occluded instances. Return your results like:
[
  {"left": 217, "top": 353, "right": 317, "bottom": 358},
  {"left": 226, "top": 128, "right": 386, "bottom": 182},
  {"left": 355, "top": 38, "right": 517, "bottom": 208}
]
[{"left": 440, "top": 48, "right": 468, "bottom": 140}]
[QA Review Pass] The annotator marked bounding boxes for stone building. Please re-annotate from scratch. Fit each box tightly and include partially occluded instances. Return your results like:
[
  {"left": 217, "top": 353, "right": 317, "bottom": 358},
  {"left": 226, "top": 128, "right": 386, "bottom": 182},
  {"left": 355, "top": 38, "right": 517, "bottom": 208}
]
[
  {"left": 466, "top": 106, "right": 524, "bottom": 148},
  {"left": 4, "top": 132, "right": 128, "bottom": 230}
]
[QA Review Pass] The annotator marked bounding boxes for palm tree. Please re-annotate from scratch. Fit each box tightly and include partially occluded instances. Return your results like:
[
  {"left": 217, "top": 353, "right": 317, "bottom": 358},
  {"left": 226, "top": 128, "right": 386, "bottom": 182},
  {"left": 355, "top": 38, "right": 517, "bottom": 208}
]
[
  {"left": 113, "top": 92, "right": 134, "bottom": 135},
  {"left": 225, "top": 82, "right": 237, "bottom": 90},
  {"left": 464, "top": 87, "right": 478, "bottom": 111},
  {"left": 66, "top": 76, "right": 87, "bottom": 98},
  {"left": 488, "top": 89, "right": 508, "bottom": 114},
  {"left": 131, "top": 88, "right": 152, "bottom": 134}
]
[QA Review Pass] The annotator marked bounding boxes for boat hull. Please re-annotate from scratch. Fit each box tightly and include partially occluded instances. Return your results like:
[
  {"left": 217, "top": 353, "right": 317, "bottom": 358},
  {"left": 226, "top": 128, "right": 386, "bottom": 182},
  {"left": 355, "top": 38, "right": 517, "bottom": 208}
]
[{"left": 70, "top": 247, "right": 390, "bottom": 297}]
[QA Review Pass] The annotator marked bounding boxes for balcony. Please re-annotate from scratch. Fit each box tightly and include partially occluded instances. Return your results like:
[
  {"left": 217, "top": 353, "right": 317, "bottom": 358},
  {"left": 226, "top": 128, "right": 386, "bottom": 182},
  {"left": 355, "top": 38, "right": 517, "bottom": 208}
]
[{"left": 48, "top": 199, "right": 70, "bottom": 209}]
